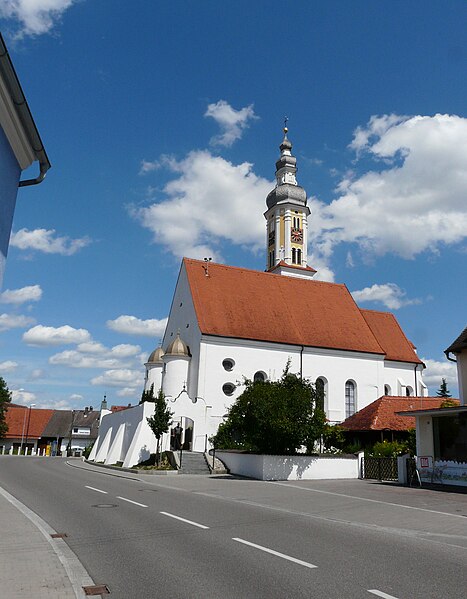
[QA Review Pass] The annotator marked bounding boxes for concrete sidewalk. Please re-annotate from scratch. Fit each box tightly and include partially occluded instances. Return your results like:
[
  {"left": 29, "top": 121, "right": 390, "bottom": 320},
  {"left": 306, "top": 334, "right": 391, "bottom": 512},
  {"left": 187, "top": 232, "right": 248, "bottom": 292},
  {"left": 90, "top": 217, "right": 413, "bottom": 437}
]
[{"left": 0, "top": 486, "right": 93, "bottom": 599}]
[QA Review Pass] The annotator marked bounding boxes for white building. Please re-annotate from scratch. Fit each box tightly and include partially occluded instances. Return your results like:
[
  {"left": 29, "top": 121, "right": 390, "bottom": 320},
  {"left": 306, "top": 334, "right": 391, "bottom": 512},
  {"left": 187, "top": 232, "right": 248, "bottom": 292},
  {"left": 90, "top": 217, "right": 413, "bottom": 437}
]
[
  {"left": 0, "top": 33, "right": 51, "bottom": 286},
  {"left": 91, "top": 127, "right": 427, "bottom": 466}
]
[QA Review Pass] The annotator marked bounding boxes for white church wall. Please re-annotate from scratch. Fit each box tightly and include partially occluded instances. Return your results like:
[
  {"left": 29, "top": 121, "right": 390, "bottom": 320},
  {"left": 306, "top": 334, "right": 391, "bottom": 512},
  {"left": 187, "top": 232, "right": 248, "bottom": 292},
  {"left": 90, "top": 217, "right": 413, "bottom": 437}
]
[
  {"left": 162, "top": 262, "right": 202, "bottom": 400},
  {"left": 145, "top": 363, "right": 163, "bottom": 393},
  {"left": 384, "top": 362, "right": 426, "bottom": 397},
  {"left": 90, "top": 403, "right": 158, "bottom": 467}
]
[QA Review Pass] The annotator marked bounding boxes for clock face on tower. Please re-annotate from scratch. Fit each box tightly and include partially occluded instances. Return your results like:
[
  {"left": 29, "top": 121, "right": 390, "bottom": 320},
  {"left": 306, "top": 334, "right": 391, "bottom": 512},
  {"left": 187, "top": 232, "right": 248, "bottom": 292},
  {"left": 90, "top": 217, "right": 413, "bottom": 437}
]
[{"left": 291, "top": 228, "right": 303, "bottom": 243}]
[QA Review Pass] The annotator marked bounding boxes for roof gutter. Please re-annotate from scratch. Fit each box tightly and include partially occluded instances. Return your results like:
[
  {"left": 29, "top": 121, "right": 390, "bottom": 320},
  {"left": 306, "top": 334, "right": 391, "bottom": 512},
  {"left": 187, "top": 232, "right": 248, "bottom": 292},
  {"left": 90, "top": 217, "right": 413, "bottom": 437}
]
[
  {"left": 0, "top": 34, "right": 51, "bottom": 186},
  {"left": 444, "top": 350, "right": 457, "bottom": 363}
]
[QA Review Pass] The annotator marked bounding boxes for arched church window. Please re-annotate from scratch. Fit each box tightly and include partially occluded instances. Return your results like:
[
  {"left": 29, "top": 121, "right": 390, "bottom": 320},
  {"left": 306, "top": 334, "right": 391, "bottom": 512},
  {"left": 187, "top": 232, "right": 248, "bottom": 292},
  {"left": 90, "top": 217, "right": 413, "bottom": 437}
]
[
  {"left": 405, "top": 386, "right": 414, "bottom": 397},
  {"left": 222, "top": 358, "right": 235, "bottom": 372},
  {"left": 254, "top": 371, "right": 267, "bottom": 383},
  {"left": 345, "top": 380, "right": 356, "bottom": 419},
  {"left": 292, "top": 248, "right": 296, "bottom": 264},
  {"left": 384, "top": 384, "right": 391, "bottom": 396},
  {"left": 315, "top": 377, "right": 327, "bottom": 414},
  {"left": 222, "top": 382, "right": 236, "bottom": 396},
  {"left": 297, "top": 249, "right": 302, "bottom": 264}
]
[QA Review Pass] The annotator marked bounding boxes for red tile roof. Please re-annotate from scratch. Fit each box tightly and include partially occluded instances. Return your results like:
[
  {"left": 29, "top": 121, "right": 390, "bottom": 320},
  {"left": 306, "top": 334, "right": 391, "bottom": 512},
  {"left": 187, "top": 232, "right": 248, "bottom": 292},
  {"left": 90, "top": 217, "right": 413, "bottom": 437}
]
[
  {"left": 360, "top": 310, "right": 423, "bottom": 364},
  {"left": 183, "top": 259, "right": 419, "bottom": 363},
  {"left": 4, "top": 406, "right": 55, "bottom": 439},
  {"left": 341, "top": 396, "right": 459, "bottom": 431},
  {"left": 110, "top": 405, "right": 132, "bottom": 412}
]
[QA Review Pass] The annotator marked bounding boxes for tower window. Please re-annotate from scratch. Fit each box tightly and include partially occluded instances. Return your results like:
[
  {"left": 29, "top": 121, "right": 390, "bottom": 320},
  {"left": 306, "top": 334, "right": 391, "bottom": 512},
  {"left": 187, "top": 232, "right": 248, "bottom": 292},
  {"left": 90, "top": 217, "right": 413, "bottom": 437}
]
[
  {"left": 297, "top": 249, "right": 302, "bottom": 264},
  {"left": 292, "top": 248, "right": 297, "bottom": 264}
]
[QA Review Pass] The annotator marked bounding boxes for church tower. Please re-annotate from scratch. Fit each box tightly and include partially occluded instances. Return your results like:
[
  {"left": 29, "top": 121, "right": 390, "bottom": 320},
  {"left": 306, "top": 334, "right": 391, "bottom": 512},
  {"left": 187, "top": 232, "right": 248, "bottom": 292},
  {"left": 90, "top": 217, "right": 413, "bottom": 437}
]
[{"left": 264, "top": 123, "right": 316, "bottom": 279}]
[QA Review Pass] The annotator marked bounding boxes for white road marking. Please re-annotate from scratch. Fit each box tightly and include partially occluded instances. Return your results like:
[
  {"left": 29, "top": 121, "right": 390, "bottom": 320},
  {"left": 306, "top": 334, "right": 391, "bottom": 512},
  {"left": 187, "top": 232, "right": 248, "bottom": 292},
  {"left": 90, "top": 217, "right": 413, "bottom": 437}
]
[
  {"left": 268, "top": 481, "right": 467, "bottom": 519},
  {"left": 233, "top": 537, "right": 317, "bottom": 569},
  {"left": 85, "top": 485, "right": 107, "bottom": 494},
  {"left": 160, "top": 511, "right": 209, "bottom": 529},
  {"left": 117, "top": 496, "right": 148, "bottom": 508},
  {"left": 368, "top": 590, "right": 400, "bottom": 599}
]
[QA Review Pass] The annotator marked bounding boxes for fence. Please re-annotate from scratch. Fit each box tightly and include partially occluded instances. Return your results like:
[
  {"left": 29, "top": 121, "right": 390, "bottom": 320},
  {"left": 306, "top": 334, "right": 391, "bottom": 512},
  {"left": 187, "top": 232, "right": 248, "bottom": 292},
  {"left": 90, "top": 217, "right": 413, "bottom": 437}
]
[{"left": 363, "top": 456, "right": 398, "bottom": 481}]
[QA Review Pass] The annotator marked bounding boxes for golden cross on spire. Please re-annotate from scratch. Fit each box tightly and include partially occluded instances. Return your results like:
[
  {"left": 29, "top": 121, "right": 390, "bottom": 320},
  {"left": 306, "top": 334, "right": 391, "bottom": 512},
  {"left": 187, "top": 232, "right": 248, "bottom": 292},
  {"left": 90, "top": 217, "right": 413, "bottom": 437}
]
[{"left": 283, "top": 116, "right": 288, "bottom": 135}]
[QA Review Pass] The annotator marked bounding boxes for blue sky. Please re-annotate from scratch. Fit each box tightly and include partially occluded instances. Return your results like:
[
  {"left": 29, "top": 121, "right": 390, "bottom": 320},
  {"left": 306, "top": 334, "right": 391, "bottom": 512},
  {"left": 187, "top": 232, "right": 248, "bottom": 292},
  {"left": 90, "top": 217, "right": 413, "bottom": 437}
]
[{"left": 0, "top": 1, "right": 465, "bottom": 408}]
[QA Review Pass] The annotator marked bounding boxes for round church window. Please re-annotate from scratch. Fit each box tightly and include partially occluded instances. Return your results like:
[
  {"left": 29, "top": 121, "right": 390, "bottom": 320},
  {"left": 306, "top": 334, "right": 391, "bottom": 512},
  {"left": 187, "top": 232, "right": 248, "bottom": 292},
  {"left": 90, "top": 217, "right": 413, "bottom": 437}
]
[
  {"left": 222, "top": 382, "right": 236, "bottom": 396},
  {"left": 222, "top": 358, "right": 235, "bottom": 371}
]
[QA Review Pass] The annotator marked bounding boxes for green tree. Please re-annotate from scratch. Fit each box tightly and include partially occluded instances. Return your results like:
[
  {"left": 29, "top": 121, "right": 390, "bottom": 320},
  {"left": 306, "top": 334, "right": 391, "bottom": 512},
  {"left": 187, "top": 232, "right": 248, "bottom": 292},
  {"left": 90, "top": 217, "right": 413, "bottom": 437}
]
[
  {"left": 0, "top": 376, "right": 12, "bottom": 439},
  {"left": 140, "top": 383, "right": 157, "bottom": 404},
  {"left": 436, "top": 378, "right": 452, "bottom": 398},
  {"left": 212, "top": 366, "right": 326, "bottom": 455},
  {"left": 146, "top": 388, "right": 173, "bottom": 465}
]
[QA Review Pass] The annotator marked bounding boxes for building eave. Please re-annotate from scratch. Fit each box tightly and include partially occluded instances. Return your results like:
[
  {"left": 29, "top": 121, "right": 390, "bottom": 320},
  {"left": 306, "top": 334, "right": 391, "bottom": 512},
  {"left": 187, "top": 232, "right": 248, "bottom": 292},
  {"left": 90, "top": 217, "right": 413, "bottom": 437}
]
[{"left": 0, "top": 33, "right": 51, "bottom": 183}]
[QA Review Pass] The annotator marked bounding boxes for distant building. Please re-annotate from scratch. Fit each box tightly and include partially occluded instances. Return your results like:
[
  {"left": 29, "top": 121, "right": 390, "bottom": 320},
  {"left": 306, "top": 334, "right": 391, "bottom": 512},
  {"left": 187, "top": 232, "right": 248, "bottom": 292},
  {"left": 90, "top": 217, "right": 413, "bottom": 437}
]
[
  {"left": 0, "top": 33, "right": 51, "bottom": 286},
  {"left": 0, "top": 405, "right": 99, "bottom": 456},
  {"left": 90, "top": 127, "right": 428, "bottom": 467}
]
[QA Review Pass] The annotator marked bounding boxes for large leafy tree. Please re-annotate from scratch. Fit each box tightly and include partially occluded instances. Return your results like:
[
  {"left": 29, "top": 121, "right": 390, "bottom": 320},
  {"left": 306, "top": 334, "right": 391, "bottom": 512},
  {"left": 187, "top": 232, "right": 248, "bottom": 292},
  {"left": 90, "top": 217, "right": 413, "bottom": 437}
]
[
  {"left": 212, "top": 366, "right": 326, "bottom": 455},
  {"left": 0, "top": 376, "right": 12, "bottom": 439},
  {"left": 436, "top": 378, "right": 452, "bottom": 398},
  {"left": 146, "top": 386, "right": 173, "bottom": 464}
]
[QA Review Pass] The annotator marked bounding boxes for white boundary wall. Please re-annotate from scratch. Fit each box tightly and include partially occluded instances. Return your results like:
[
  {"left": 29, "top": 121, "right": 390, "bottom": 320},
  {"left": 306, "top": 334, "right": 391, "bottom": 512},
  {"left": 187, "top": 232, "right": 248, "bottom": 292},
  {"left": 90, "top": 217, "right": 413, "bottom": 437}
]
[{"left": 216, "top": 452, "right": 358, "bottom": 481}]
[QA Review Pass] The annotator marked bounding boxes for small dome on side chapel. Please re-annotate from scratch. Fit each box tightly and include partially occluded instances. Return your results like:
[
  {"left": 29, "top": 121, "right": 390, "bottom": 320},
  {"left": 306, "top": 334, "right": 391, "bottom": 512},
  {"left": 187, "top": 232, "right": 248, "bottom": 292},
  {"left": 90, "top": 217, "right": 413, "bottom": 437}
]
[
  {"left": 165, "top": 331, "right": 191, "bottom": 357},
  {"left": 147, "top": 347, "right": 164, "bottom": 364}
]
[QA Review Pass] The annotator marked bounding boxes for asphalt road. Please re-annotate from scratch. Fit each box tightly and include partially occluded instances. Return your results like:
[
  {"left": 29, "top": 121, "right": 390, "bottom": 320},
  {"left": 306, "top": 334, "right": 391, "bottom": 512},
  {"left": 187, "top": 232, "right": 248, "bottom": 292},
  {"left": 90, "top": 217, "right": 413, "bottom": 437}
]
[{"left": 1, "top": 457, "right": 466, "bottom": 599}]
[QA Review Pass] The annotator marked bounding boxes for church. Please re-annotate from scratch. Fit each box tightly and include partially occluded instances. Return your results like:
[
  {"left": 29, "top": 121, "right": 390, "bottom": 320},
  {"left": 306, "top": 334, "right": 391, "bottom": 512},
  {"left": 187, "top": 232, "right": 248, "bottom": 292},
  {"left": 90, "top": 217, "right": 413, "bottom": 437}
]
[{"left": 90, "top": 127, "right": 427, "bottom": 466}]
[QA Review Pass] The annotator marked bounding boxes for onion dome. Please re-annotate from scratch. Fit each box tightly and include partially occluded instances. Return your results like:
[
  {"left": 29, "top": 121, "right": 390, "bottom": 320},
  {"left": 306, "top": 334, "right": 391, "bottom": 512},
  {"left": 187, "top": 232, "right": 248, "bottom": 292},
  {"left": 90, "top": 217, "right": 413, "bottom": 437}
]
[
  {"left": 266, "top": 124, "right": 307, "bottom": 209},
  {"left": 147, "top": 346, "right": 164, "bottom": 364},
  {"left": 165, "top": 331, "right": 191, "bottom": 357}
]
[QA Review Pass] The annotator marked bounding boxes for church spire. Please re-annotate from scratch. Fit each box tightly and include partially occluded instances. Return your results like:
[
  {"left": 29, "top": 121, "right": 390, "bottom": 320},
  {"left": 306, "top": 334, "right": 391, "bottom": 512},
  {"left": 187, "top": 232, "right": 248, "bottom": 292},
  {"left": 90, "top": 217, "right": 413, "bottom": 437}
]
[{"left": 264, "top": 121, "right": 314, "bottom": 279}]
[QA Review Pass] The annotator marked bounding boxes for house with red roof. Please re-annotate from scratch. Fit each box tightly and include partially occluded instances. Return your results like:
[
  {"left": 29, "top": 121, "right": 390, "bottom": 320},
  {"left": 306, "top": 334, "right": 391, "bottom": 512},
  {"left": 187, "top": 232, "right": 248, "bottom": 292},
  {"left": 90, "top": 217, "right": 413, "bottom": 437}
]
[
  {"left": 90, "top": 128, "right": 429, "bottom": 468},
  {"left": 0, "top": 405, "right": 99, "bottom": 456}
]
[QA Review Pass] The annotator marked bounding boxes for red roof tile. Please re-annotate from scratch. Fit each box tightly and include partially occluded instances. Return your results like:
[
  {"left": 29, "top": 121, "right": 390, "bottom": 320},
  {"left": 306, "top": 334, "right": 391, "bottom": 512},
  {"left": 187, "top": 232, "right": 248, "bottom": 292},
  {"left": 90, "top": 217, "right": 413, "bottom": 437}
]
[
  {"left": 341, "top": 396, "right": 459, "bottom": 431},
  {"left": 360, "top": 309, "right": 422, "bottom": 364},
  {"left": 184, "top": 259, "right": 418, "bottom": 361},
  {"left": 4, "top": 406, "right": 55, "bottom": 439}
]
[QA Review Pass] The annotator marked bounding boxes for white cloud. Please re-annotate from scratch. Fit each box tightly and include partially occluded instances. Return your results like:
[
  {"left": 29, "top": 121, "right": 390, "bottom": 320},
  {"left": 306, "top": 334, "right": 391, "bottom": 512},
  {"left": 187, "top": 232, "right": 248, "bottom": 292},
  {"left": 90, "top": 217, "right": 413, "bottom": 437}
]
[
  {"left": 351, "top": 283, "right": 421, "bottom": 310},
  {"left": 0, "top": 313, "right": 35, "bottom": 332},
  {"left": 11, "top": 389, "right": 36, "bottom": 405},
  {"left": 107, "top": 315, "right": 168, "bottom": 338},
  {"left": 28, "top": 368, "right": 44, "bottom": 380},
  {"left": 90, "top": 369, "right": 141, "bottom": 389},
  {"left": 130, "top": 150, "right": 272, "bottom": 260},
  {"left": 23, "top": 324, "right": 91, "bottom": 346},
  {"left": 205, "top": 100, "right": 257, "bottom": 147},
  {"left": 49, "top": 343, "right": 141, "bottom": 369},
  {"left": 0, "top": 0, "right": 76, "bottom": 37},
  {"left": 116, "top": 387, "right": 138, "bottom": 398},
  {"left": 139, "top": 159, "right": 161, "bottom": 175},
  {"left": 421, "top": 358, "right": 458, "bottom": 390},
  {"left": 69, "top": 393, "right": 83, "bottom": 401},
  {"left": 312, "top": 114, "right": 467, "bottom": 262},
  {"left": 0, "top": 285, "right": 42, "bottom": 304},
  {"left": 0, "top": 360, "right": 18, "bottom": 373},
  {"left": 10, "top": 228, "right": 91, "bottom": 256}
]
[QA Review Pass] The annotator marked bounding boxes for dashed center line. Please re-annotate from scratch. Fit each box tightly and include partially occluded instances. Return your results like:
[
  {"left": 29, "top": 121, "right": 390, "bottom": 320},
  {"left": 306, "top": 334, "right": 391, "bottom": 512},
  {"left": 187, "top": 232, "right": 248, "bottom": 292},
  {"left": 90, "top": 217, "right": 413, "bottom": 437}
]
[
  {"left": 117, "top": 496, "right": 148, "bottom": 508},
  {"left": 160, "top": 511, "right": 209, "bottom": 529},
  {"left": 233, "top": 538, "right": 317, "bottom": 569},
  {"left": 368, "top": 590, "right": 400, "bottom": 599},
  {"left": 85, "top": 485, "right": 108, "bottom": 494}
]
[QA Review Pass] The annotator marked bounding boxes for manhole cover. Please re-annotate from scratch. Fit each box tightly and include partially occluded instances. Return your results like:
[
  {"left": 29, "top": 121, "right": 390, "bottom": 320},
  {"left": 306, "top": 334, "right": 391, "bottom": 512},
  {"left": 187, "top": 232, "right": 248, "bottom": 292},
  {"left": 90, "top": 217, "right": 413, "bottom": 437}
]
[
  {"left": 83, "top": 584, "right": 110, "bottom": 595},
  {"left": 92, "top": 504, "right": 118, "bottom": 508}
]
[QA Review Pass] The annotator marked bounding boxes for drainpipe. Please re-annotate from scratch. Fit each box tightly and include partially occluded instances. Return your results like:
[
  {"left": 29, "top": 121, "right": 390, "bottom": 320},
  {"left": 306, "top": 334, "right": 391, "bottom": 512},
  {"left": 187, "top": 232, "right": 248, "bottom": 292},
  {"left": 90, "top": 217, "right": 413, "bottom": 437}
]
[
  {"left": 300, "top": 345, "right": 304, "bottom": 379},
  {"left": 414, "top": 364, "right": 418, "bottom": 396}
]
